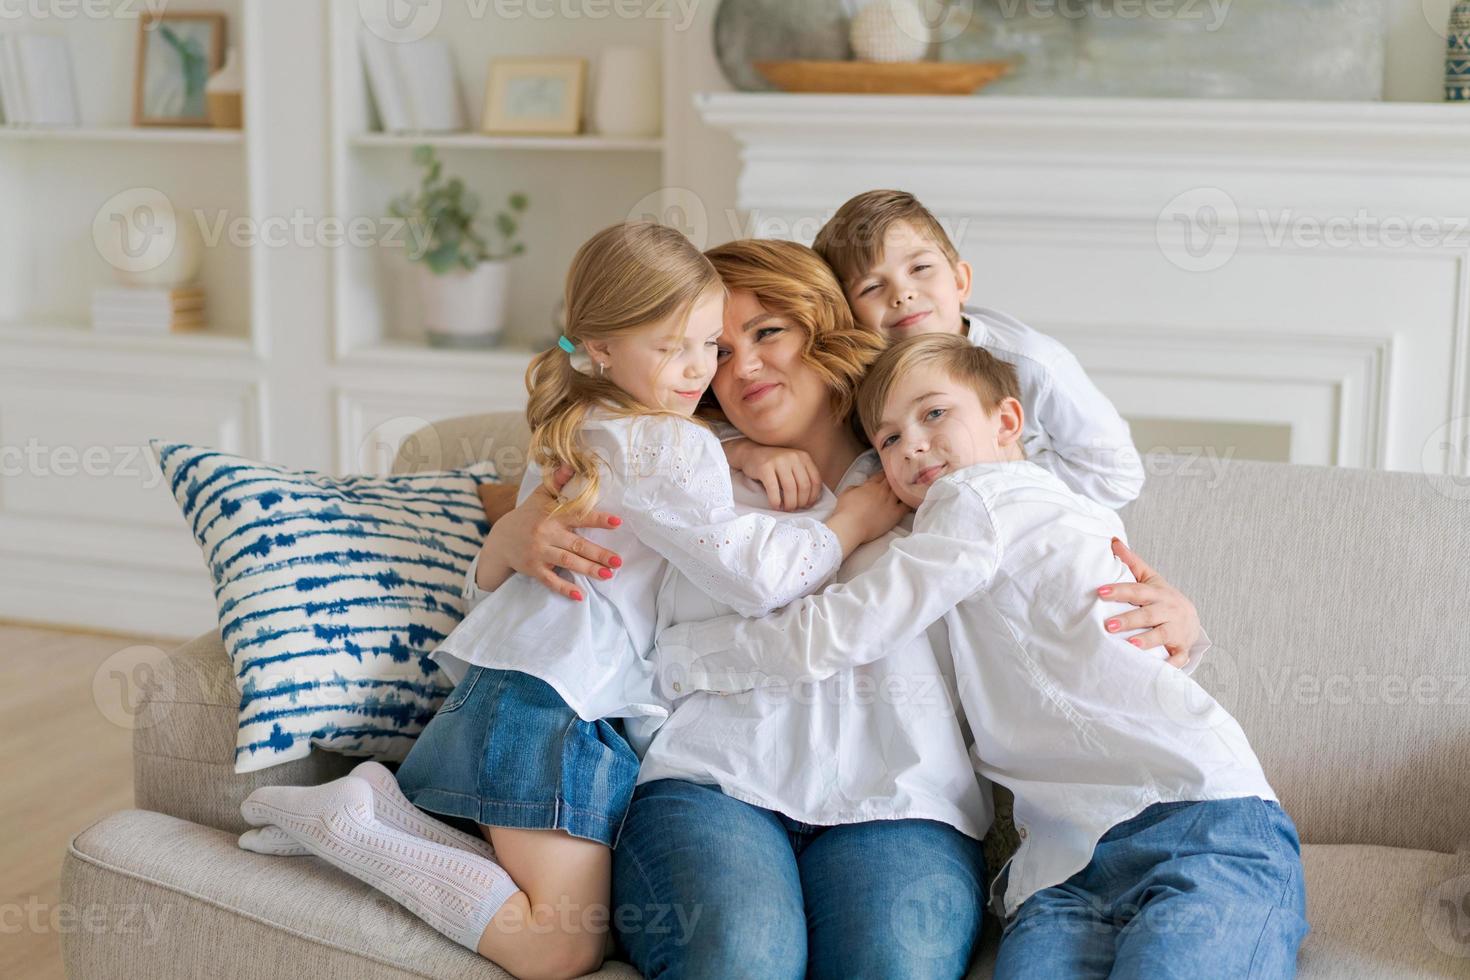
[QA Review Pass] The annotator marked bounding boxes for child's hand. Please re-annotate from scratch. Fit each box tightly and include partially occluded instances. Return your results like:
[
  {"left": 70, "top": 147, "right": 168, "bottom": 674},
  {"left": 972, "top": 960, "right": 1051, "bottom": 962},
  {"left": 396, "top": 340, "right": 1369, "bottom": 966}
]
[
  {"left": 831, "top": 472, "right": 910, "bottom": 546},
  {"left": 732, "top": 441, "right": 824, "bottom": 512}
]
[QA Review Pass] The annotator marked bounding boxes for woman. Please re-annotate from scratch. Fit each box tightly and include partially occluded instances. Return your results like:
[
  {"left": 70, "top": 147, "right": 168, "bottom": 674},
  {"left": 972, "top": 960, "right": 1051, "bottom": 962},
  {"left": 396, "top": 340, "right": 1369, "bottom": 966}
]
[{"left": 477, "top": 240, "right": 1202, "bottom": 978}]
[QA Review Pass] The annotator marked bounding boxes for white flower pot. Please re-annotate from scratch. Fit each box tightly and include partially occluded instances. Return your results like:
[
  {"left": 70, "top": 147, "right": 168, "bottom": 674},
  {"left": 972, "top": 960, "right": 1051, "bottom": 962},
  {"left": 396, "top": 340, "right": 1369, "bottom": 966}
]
[{"left": 415, "top": 260, "right": 510, "bottom": 348}]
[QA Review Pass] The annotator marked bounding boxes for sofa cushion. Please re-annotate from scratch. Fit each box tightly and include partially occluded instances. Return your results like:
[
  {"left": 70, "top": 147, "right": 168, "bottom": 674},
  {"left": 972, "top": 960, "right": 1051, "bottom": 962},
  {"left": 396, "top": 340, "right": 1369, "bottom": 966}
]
[
  {"left": 1297, "top": 843, "right": 1470, "bottom": 977},
  {"left": 63, "top": 808, "right": 640, "bottom": 980},
  {"left": 151, "top": 441, "right": 500, "bottom": 774}
]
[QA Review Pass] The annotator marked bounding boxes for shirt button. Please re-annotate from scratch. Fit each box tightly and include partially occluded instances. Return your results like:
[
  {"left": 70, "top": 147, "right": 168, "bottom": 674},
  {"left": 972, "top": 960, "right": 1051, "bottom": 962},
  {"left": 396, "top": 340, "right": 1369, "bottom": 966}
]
[
  {"left": 672, "top": 682, "right": 682, "bottom": 693},
  {"left": 1018, "top": 826, "right": 1028, "bottom": 840}
]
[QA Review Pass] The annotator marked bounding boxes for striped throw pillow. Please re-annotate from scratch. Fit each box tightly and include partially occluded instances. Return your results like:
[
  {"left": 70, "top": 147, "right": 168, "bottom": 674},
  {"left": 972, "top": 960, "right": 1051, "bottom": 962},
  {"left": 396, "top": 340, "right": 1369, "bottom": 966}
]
[{"left": 151, "top": 442, "right": 500, "bottom": 773}]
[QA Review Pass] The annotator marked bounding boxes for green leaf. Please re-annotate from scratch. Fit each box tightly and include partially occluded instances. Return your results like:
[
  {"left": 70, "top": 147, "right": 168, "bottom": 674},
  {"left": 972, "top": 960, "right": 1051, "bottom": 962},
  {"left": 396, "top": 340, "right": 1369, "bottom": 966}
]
[
  {"left": 511, "top": 242, "right": 526, "bottom": 255},
  {"left": 508, "top": 192, "right": 528, "bottom": 211},
  {"left": 495, "top": 213, "right": 516, "bottom": 238},
  {"left": 412, "top": 144, "right": 434, "bottom": 166}
]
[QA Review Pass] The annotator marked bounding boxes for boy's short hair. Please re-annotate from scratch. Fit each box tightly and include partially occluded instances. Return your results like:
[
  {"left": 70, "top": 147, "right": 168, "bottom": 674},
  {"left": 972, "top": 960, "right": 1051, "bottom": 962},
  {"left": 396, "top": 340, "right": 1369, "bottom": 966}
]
[
  {"left": 857, "top": 333, "right": 1021, "bottom": 444},
  {"left": 812, "top": 189, "right": 962, "bottom": 289}
]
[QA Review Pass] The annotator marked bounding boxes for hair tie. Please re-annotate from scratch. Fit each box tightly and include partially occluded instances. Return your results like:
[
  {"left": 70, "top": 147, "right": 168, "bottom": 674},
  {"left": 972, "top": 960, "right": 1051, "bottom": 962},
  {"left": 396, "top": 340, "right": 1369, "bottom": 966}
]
[{"left": 557, "top": 335, "right": 575, "bottom": 354}]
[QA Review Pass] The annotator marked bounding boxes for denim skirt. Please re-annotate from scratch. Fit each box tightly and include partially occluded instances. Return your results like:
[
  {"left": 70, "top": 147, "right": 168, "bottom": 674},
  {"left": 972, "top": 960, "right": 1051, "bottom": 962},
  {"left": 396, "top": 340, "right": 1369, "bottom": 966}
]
[{"left": 394, "top": 664, "right": 640, "bottom": 848}]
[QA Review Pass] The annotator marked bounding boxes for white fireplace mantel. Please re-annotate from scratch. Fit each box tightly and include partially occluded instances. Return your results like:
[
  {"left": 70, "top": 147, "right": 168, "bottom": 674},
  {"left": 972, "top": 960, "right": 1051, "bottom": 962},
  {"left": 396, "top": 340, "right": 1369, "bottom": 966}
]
[{"left": 696, "top": 93, "right": 1470, "bottom": 477}]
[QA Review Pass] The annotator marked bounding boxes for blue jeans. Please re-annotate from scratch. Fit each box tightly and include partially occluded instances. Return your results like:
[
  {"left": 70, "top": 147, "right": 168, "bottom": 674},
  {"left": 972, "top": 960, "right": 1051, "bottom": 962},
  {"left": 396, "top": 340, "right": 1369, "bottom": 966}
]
[
  {"left": 612, "top": 779, "right": 988, "bottom": 979},
  {"left": 994, "top": 797, "right": 1309, "bottom": 979}
]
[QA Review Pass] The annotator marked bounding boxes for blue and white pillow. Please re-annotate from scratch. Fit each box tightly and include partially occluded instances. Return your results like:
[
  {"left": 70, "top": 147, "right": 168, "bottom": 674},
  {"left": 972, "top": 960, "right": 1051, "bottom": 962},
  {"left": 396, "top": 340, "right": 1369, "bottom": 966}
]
[{"left": 151, "top": 442, "right": 500, "bottom": 774}]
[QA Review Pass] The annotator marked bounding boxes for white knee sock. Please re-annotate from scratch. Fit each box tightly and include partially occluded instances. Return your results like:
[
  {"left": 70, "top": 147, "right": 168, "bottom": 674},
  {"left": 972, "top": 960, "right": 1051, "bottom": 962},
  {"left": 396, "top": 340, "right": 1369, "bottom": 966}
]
[
  {"left": 239, "top": 761, "right": 496, "bottom": 860},
  {"left": 240, "top": 775, "right": 520, "bottom": 952}
]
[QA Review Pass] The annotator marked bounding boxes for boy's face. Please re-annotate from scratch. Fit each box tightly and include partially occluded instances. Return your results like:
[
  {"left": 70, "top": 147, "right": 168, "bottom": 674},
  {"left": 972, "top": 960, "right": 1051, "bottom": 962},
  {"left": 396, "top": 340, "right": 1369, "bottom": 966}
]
[
  {"left": 871, "top": 363, "right": 1023, "bottom": 508},
  {"left": 846, "top": 220, "right": 973, "bottom": 342}
]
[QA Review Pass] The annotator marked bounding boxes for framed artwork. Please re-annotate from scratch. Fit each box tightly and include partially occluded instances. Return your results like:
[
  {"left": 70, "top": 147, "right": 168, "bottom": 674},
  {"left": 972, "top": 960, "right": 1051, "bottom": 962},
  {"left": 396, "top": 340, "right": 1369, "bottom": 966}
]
[
  {"left": 481, "top": 57, "right": 585, "bottom": 136},
  {"left": 133, "top": 12, "right": 226, "bottom": 127}
]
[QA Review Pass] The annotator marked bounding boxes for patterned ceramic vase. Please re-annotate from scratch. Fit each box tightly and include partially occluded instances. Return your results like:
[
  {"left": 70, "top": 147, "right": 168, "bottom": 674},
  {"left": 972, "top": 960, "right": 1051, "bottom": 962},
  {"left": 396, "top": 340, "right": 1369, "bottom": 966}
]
[{"left": 1447, "top": 0, "right": 1470, "bottom": 101}]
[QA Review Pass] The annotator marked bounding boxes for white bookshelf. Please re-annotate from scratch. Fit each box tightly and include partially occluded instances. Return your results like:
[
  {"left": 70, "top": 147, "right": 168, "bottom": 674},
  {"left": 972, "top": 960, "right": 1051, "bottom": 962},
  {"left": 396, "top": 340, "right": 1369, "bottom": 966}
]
[
  {"left": 349, "top": 132, "right": 664, "bottom": 153},
  {"left": 0, "top": 125, "right": 245, "bottom": 144},
  {"left": 326, "top": 0, "right": 671, "bottom": 364}
]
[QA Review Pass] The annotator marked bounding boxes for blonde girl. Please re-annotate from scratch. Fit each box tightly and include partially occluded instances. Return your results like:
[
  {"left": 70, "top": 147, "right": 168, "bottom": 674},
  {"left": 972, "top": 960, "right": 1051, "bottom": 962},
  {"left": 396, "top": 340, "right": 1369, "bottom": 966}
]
[{"left": 237, "top": 222, "right": 904, "bottom": 980}]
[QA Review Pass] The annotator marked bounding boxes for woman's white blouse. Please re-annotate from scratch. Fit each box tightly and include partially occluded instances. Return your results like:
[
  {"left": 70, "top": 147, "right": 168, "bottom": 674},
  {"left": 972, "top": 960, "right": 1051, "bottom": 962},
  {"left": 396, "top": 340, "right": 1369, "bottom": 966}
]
[
  {"left": 430, "top": 410, "right": 843, "bottom": 740},
  {"left": 633, "top": 449, "right": 995, "bottom": 841}
]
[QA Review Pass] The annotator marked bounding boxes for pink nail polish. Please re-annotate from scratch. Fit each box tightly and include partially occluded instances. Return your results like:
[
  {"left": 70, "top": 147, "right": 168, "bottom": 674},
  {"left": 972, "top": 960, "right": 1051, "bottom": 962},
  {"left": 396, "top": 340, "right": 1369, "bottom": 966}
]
[
  {"left": 608, "top": 516, "right": 622, "bottom": 527},
  {"left": 1106, "top": 620, "right": 1119, "bottom": 631},
  {"left": 1097, "top": 586, "right": 1113, "bottom": 597},
  {"left": 570, "top": 590, "right": 583, "bottom": 602},
  {"left": 1129, "top": 637, "right": 1143, "bottom": 647},
  {"left": 598, "top": 568, "right": 613, "bottom": 579},
  {"left": 609, "top": 556, "right": 623, "bottom": 568}
]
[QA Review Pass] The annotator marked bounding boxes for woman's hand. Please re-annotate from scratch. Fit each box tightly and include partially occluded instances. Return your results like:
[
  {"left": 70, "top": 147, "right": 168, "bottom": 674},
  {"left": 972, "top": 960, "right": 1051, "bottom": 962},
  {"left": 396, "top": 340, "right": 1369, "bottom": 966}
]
[
  {"left": 480, "top": 465, "right": 624, "bottom": 602},
  {"left": 1099, "top": 537, "right": 1202, "bottom": 669},
  {"left": 725, "top": 438, "right": 824, "bottom": 512}
]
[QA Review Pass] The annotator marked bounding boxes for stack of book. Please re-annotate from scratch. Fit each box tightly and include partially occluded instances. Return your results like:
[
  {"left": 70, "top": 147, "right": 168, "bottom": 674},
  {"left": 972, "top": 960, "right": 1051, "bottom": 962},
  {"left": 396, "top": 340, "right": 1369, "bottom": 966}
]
[
  {"left": 0, "top": 33, "right": 80, "bottom": 127},
  {"left": 358, "top": 28, "right": 466, "bottom": 133},
  {"left": 91, "top": 285, "right": 207, "bottom": 335}
]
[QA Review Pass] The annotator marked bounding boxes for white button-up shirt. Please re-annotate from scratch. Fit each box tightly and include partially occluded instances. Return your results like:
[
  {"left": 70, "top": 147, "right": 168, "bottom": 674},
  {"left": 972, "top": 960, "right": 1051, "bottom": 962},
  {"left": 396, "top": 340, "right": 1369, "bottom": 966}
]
[
  {"left": 657, "top": 460, "right": 1272, "bottom": 917},
  {"left": 964, "top": 307, "right": 1145, "bottom": 510},
  {"left": 634, "top": 449, "right": 995, "bottom": 841},
  {"left": 431, "top": 410, "right": 843, "bottom": 750}
]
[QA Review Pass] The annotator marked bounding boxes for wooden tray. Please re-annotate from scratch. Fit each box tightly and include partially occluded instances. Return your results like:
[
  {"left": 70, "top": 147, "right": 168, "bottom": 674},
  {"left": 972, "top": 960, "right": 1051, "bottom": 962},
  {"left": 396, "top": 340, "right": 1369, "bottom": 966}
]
[{"left": 753, "top": 60, "right": 1013, "bottom": 96}]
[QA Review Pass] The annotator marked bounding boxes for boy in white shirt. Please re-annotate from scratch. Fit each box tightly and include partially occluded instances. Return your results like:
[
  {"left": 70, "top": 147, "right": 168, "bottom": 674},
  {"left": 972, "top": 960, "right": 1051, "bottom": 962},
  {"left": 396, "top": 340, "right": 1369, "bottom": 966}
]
[
  {"left": 812, "top": 188, "right": 1145, "bottom": 509},
  {"left": 656, "top": 333, "right": 1309, "bottom": 978}
]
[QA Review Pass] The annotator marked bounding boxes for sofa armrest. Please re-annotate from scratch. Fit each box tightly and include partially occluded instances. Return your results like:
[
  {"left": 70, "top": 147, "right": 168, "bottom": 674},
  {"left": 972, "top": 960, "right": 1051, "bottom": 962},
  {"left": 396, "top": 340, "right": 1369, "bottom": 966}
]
[{"left": 133, "top": 630, "right": 355, "bottom": 835}]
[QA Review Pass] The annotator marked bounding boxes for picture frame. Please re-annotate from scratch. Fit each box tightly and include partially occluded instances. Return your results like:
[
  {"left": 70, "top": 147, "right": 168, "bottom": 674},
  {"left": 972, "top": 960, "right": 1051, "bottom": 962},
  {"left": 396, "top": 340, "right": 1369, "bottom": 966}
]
[
  {"left": 133, "top": 12, "right": 226, "bottom": 127},
  {"left": 481, "top": 57, "right": 585, "bottom": 136}
]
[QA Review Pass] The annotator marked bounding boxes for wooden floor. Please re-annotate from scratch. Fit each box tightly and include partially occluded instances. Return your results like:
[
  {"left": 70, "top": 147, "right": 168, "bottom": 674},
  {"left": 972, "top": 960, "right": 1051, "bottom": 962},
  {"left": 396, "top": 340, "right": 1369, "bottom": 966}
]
[{"left": 0, "top": 622, "right": 172, "bottom": 980}]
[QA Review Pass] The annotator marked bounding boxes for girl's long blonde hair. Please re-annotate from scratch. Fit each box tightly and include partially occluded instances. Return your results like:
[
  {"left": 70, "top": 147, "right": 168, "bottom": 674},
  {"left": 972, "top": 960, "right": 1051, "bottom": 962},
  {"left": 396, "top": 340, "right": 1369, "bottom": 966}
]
[{"left": 525, "top": 221, "right": 722, "bottom": 517}]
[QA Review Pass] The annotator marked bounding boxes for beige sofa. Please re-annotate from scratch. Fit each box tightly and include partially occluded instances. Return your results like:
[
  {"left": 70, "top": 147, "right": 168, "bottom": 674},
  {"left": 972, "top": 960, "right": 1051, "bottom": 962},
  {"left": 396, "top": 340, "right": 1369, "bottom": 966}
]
[{"left": 61, "top": 412, "right": 1470, "bottom": 978}]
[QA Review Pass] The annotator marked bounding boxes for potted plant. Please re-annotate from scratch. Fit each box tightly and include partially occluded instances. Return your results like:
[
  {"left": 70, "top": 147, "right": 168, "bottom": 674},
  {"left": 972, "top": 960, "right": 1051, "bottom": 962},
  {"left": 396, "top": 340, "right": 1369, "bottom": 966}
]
[{"left": 389, "top": 145, "right": 528, "bottom": 348}]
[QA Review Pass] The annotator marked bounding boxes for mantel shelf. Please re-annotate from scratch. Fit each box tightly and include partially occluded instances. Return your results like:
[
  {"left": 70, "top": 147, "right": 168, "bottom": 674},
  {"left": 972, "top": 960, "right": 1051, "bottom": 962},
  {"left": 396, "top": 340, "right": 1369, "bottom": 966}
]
[{"left": 696, "top": 93, "right": 1470, "bottom": 176}]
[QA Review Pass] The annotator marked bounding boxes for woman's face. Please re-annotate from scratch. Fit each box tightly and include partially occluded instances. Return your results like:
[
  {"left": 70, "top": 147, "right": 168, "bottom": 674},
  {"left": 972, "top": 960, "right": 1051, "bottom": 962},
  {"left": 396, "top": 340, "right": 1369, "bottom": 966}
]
[{"left": 711, "top": 288, "right": 832, "bottom": 447}]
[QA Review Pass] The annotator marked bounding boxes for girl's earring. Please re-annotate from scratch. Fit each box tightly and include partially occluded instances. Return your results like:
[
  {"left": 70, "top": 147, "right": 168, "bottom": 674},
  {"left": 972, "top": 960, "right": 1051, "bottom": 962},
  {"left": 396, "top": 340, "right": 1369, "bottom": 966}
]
[{"left": 598, "top": 361, "right": 606, "bottom": 377}]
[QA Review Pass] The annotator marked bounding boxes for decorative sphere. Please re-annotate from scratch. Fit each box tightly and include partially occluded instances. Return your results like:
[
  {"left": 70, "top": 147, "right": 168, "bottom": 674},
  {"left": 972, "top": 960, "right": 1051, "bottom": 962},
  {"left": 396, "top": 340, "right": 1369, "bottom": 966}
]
[{"left": 850, "top": 0, "right": 931, "bottom": 63}]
